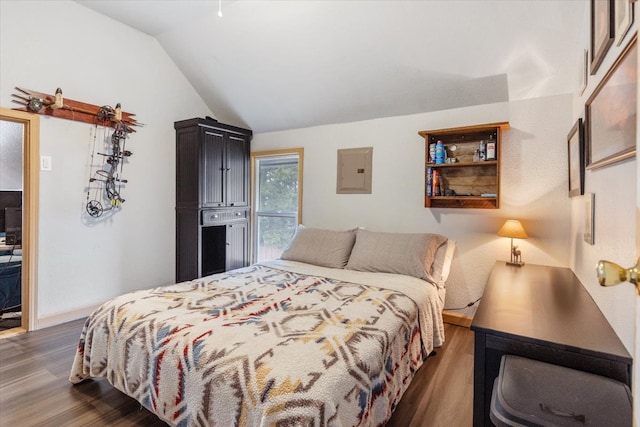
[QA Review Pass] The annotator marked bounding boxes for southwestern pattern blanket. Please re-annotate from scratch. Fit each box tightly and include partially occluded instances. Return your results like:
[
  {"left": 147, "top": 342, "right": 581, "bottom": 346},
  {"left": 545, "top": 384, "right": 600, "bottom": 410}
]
[{"left": 70, "top": 261, "right": 444, "bottom": 426}]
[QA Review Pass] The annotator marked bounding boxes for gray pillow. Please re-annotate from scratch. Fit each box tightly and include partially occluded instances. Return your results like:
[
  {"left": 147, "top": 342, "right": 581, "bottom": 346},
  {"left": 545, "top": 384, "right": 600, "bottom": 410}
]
[
  {"left": 345, "top": 229, "right": 448, "bottom": 281},
  {"left": 280, "top": 225, "right": 357, "bottom": 268}
]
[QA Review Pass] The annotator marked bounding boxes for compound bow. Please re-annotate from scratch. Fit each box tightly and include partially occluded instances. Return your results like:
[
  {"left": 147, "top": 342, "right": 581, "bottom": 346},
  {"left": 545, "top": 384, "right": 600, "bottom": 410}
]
[{"left": 85, "top": 107, "right": 133, "bottom": 218}]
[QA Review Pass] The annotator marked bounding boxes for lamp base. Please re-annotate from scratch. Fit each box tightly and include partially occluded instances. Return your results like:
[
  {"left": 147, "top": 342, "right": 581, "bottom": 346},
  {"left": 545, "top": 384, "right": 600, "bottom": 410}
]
[{"left": 506, "top": 261, "right": 525, "bottom": 267}]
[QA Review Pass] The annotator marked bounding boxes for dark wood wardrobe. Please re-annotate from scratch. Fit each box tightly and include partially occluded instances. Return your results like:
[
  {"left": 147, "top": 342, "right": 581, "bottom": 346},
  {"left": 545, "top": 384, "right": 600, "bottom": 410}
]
[{"left": 174, "top": 117, "right": 252, "bottom": 282}]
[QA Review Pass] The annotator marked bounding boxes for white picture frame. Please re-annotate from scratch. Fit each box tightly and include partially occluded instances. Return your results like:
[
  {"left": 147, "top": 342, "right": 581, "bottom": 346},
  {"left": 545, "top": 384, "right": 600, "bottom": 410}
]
[
  {"left": 579, "top": 49, "right": 588, "bottom": 96},
  {"left": 584, "top": 193, "right": 595, "bottom": 245}
]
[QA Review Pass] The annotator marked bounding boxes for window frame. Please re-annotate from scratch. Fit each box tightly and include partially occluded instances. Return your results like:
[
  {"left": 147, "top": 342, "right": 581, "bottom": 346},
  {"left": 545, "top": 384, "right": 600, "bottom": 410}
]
[{"left": 250, "top": 148, "right": 303, "bottom": 263}]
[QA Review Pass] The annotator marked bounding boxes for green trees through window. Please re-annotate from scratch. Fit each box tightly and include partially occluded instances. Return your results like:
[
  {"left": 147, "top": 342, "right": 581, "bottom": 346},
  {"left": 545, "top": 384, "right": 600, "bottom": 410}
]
[{"left": 253, "top": 151, "right": 302, "bottom": 262}]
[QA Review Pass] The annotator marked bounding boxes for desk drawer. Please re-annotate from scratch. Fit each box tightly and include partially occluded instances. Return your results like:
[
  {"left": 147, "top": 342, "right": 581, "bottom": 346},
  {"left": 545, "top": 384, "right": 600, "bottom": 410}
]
[{"left": 202, "top": 209, "right": 247, "bottom": 225}]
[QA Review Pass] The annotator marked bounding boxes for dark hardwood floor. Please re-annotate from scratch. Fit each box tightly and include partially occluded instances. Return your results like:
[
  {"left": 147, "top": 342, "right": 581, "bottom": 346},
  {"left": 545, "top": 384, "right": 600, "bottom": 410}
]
[{"left": 0, "top": 319, "right": 474, "bottom": 426}]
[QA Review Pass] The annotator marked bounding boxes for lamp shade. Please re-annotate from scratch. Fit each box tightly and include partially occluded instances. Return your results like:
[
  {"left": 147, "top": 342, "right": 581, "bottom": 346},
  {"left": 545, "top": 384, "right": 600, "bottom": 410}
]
[{"left": 497, "top": 220, "right": 528, "bottom": 239}]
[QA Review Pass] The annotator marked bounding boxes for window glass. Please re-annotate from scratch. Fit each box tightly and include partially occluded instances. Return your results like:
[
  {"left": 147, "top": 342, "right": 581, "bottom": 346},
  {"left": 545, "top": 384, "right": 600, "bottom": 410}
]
[{"left": 252, "top": 151, "right": 302, "bottom": 263}]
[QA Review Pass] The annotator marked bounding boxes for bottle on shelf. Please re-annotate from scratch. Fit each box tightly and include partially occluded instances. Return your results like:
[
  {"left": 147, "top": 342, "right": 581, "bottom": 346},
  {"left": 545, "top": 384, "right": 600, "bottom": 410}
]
[
  {"left": 486, "top": 135, "right": 496, "bottom": 160},
  {"left": 435, "top": 140, "right": 445, "bottom": 164},
  {"left": 479, "top": 140, "right": 486, "bottom": 161},
  {"left": 432, "top": 170, "right": 440, "bottom": 196}
]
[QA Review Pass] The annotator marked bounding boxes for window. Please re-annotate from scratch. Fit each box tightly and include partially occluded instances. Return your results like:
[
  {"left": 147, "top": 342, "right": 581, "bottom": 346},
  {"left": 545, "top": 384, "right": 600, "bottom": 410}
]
[{"left": 251, "top": 149, "right": 303, "bottom": 263}]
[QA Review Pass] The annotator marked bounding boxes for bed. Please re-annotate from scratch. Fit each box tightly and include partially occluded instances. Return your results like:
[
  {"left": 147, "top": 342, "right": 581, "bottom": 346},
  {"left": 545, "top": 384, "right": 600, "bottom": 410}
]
[{"left": 70, "top": 228, "right": 455, "bottom": 426}]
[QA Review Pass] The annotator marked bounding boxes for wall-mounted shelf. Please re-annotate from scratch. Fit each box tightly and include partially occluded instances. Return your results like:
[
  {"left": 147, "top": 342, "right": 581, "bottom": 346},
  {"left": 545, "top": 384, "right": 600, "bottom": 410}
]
[
  {"left": 419, "top": 122, "right": 509, "bottom": 209},
  {"left": 11, "top": 87, "right": 140, "bottom": 131}
]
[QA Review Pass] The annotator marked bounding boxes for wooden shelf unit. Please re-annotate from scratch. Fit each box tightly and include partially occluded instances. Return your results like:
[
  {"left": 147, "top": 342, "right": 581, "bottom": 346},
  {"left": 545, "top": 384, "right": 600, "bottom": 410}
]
[{"left": 420, "top": 122, "right": 509, "bottom": 209}]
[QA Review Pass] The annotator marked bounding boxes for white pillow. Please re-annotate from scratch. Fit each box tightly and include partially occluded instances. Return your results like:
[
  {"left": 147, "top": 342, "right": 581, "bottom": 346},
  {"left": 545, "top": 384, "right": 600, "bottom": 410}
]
[{"left": 431, "top": 240, "right": 456, "bottom": 285}]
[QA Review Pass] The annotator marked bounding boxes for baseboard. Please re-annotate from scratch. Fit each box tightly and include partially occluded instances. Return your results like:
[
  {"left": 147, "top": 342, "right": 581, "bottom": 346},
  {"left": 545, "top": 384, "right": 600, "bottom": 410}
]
[
  {"left": 442, "top": 310, "right": 473, "bottom": 328},
  {"left": 36, "top": 303, "right": 101, "bottom": 330},
  {"left": 0, "top": 327, "right": 27, "bottom": 339}
]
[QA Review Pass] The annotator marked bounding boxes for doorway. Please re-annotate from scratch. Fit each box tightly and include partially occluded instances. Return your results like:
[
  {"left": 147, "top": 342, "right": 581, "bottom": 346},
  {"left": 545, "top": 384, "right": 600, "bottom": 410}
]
[{"left": 0, "top": 107, "right": 39, "bottom": 336}]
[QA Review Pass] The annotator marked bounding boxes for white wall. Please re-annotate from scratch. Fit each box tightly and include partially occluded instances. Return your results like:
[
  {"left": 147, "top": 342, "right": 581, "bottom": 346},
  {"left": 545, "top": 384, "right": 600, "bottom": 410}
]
[
  {"left": 0, "top": 0, "right": 212, "bottom": 325},
  {"left": 253, "top": 95, "right": 573, "bottom": 317},
  {"left": 568, "top": 4, "right": 638, "bottom": 354}
]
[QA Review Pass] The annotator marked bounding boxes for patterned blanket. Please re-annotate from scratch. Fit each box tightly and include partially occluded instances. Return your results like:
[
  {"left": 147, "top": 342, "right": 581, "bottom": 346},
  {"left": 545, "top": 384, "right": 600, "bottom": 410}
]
[{"left": 70, "top": 262, "right": 444, "bottom": 426}]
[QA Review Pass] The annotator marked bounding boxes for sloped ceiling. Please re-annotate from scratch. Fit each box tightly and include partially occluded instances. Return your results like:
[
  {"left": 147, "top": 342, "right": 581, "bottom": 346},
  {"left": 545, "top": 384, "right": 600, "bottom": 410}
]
[{"left": 76, "top": 0, "right": 586, "bottom": 133}]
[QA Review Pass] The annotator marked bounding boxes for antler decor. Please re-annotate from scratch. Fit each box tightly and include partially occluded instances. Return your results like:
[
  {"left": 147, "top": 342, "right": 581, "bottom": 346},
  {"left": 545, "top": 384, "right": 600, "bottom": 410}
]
[{"left": 11, "top": 87, "right": 141, "bottom": 131}]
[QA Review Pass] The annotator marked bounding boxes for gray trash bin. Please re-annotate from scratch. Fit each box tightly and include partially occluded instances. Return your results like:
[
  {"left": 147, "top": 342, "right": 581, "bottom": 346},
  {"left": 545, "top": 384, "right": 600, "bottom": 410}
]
[{"left": 490, "top": 355, "right": 632, "bottom": 427}]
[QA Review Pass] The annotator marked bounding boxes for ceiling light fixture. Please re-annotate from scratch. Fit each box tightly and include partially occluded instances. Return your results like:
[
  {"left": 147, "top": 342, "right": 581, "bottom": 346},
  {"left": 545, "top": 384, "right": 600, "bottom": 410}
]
[{"left": 218, "top": 0, "right": 223, "bottom": 18}]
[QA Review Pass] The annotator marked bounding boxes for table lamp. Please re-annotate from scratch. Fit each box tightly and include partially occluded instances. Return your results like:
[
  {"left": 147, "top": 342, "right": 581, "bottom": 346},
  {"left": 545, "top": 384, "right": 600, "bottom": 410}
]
[{"left": 498, "top": 219, "right": 528, "bottom": 267}]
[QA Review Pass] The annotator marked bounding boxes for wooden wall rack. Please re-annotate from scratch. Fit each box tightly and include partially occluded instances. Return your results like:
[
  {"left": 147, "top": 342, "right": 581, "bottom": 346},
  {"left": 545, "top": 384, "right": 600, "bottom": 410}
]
[{"left": 11, "top": 87, "right": 140, "bottom": 131}]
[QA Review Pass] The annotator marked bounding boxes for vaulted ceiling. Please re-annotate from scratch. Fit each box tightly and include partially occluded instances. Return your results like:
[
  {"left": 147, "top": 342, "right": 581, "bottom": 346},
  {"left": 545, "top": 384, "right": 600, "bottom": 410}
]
[{"left": 76, "top": 0, "right": 586, "bottom": 133}]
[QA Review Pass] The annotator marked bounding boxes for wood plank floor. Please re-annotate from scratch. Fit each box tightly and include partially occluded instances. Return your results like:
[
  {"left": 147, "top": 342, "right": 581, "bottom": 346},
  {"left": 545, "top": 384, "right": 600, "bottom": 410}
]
[{"left": 0, "top": 320, "right": 474, "bottom": 426}]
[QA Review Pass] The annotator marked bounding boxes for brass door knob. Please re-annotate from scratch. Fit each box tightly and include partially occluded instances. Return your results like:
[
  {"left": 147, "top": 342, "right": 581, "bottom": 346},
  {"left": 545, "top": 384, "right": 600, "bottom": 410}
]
[{"left": 597, "top": 259, "right": 639, "bottom": 290}]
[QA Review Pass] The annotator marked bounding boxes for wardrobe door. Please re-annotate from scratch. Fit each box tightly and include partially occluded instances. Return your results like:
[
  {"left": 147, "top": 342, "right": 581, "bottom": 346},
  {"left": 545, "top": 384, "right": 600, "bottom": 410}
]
[
  {"left": 175, "top": 126, "right": 200, "bottom": 209},
  {"left": 226, "top": 221, "right": 248, "bottom": 271},
  {"left": 201, "top": 129, "right": 225, "bottom": 207},
  {"left": 225, "top": 134, "right": 249, "bottom": 207}
]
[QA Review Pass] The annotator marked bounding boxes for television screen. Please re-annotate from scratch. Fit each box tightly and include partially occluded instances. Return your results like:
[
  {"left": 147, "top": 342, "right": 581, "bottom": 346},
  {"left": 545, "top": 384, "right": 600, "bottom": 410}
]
[{"left": 4, "top": 207, "right": 21, "bottom": 245}]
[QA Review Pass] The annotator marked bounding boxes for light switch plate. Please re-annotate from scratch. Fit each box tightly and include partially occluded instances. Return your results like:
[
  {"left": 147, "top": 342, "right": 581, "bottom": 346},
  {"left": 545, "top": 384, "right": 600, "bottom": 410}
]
[{"left": 40, "top": 155, "right": 52, "bottom": 171}]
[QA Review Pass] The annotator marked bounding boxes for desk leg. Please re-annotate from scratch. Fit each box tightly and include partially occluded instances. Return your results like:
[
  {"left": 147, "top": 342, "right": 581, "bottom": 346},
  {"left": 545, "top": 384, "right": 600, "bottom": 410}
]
[{"left": 473, "top": 331, "right": 487, "bottom": 427}]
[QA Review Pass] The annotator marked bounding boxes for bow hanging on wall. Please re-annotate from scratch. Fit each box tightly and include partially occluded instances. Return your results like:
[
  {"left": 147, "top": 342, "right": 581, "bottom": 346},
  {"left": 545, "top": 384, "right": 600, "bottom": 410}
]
[
  {"left": 12, "top": 86, "right": 142, "bottom": 218},
  {"left": 85, "top": 120, "right": 133, "bottom": 218}
]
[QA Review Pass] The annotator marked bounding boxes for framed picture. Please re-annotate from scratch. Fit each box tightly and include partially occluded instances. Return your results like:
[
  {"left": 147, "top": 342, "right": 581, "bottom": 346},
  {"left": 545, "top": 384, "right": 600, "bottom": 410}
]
[
  {"left": 579, "top": 49, "right": 588, "bottom": 96},
  {"left": 590, "top": 0, "right": 614, "bottom": 75},
  {"left": 586, "top": 36, "right": 637, "bottom": 170},
  {"left": 584, "top": 193, "right": 595, "bottom": 245},
  {"left": 614, "top": 0, "right": 634, "bottom": 47},
  {"left": 567, "top": 118, "right": 585, "bottom": 197}
]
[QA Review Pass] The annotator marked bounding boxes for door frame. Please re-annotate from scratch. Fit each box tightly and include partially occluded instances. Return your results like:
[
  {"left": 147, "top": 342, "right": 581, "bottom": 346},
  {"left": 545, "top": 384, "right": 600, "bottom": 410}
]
[
  {"left": 0, "top": 107, "right": 39, "bottom": 334},
  {"left": 634, "top": 17, "right": 640, "bottom": 422}
]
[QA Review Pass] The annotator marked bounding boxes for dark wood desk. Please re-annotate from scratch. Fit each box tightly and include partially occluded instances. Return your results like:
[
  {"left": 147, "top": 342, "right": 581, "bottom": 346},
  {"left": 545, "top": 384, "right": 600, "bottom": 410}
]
[{"left": 471, "top": 262, "right": 632, "bottom": 426}]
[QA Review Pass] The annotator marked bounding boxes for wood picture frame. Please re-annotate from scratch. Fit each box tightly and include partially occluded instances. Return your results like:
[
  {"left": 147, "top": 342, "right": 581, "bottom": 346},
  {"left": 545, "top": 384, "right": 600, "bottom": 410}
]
[
  {"left": 567, "top": 118, "right": 585, "bottom": 197},
  {"left": 614, "top": 0, "right": 634, "bottom": 47},
  {"left": 586, "top": 35, "right": 637, "bottom": 170},
  {"left": 590, "top": 0, "right": 614, "bottom": 75}
]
